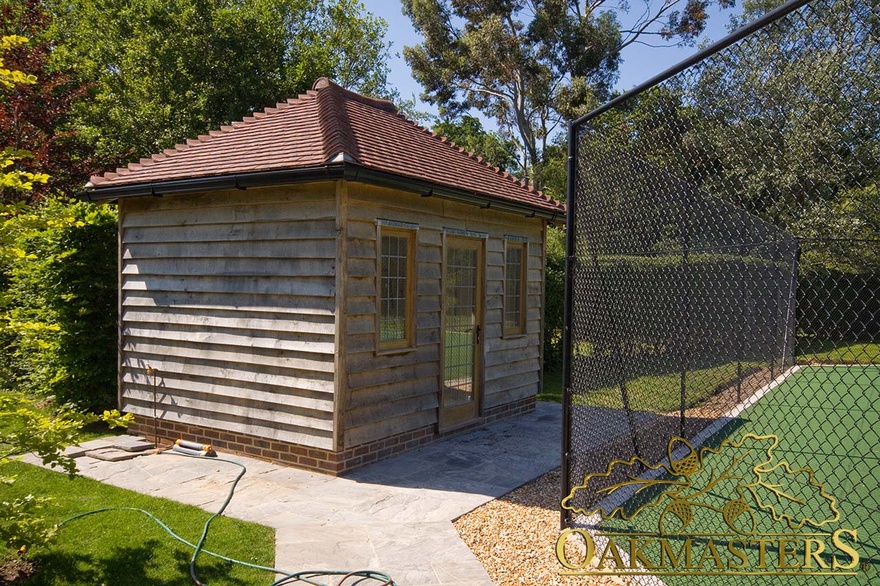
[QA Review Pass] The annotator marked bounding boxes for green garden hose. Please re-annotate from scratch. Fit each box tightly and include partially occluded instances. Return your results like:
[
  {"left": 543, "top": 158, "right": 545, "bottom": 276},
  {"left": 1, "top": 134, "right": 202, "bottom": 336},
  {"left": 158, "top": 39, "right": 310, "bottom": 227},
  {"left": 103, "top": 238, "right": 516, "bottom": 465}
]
[{"left": 57, "top": 451, "right": 395, "bottom": 586}]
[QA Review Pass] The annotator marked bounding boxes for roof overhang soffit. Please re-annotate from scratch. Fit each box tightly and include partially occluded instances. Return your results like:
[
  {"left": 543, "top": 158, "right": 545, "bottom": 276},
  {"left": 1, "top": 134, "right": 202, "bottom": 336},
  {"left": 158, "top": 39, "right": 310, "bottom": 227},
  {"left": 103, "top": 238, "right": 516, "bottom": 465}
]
[{"left": 82, "top": 162, "right": 564, "bottom": 224}]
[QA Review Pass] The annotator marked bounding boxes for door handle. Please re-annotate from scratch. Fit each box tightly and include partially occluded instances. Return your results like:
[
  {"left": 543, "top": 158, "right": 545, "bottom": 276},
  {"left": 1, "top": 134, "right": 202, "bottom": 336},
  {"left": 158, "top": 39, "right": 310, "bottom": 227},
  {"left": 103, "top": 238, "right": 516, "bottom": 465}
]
[{"left": 475, "top": 325, "right": 482, "bottom": 345}]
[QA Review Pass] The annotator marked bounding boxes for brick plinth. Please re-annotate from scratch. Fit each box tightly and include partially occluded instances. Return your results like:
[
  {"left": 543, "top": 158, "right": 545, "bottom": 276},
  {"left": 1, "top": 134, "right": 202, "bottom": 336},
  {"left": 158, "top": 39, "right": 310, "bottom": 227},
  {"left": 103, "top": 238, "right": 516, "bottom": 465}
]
[{"left": 127, "top": 395, "right": 536, "bottom": 475}]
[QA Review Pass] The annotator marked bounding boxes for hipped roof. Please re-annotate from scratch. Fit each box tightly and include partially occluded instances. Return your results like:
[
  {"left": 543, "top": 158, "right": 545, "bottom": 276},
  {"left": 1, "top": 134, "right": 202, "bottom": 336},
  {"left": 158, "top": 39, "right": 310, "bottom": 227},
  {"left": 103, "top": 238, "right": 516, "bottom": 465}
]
[{"left": 85, "top": 78, "right": 565, "bottom": 220}]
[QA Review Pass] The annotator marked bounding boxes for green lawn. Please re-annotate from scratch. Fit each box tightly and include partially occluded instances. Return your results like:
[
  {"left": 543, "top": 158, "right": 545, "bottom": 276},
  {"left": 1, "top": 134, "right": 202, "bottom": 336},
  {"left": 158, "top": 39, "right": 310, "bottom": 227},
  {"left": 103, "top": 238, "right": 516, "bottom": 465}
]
[
  {"left": 541, "top": 340, "right": 878, "bottom": 410},
  {"left": 3, "top": 461, "right": 275, "bottom": 585},
  {"left": 538, "top": 368, "right": 564, "bottom": 403},
  {"left": 573, "top": 361, "right": 766, "bottom": 412},
  {"left": 796, "top": 340, "right": 880, "bottom": 364},
  {"left": 76, "top": 420, "right": 128, "bottom": 443},
  {"left": 444, "top": 329, "right": 474, "bottom": 381},
  {"left": 540, "top": 362, "right": 764, "bottom": 412}
]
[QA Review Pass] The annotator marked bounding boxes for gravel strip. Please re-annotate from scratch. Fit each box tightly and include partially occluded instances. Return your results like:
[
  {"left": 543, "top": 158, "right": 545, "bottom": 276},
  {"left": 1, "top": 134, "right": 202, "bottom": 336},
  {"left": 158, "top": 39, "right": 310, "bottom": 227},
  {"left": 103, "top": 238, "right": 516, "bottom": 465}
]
[{"left": 453, "top": 468, "right": 634, "bottom": 586}]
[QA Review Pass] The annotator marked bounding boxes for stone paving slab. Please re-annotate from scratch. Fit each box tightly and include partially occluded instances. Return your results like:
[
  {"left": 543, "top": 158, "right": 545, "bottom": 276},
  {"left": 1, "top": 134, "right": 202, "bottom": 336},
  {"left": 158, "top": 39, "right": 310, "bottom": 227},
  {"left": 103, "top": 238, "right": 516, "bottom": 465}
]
[
  {"left": 86, "top": 447, "right": 146, "bottom": 462},
  {"left": 76, "top": 438, "right": 117, "bottom": 451},
  {"left": 61, "top": 445, "right": 89, "bottom": 459},
  {"left": 107, "top": 435, "right": 156, "bottom": 452},
  {"left": 22, "top": 402, "right": 563, "bottom": 585}
]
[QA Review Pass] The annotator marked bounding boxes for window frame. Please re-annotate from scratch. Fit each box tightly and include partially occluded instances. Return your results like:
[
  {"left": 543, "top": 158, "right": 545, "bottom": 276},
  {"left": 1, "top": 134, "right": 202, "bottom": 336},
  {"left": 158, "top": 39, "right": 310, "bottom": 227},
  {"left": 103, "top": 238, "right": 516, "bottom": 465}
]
[
  {"left": 376, "top": 222, "right": 418, "bottom": 353},
  {"left": 503, "top": 238, "right": 528, "bottom": 337}
]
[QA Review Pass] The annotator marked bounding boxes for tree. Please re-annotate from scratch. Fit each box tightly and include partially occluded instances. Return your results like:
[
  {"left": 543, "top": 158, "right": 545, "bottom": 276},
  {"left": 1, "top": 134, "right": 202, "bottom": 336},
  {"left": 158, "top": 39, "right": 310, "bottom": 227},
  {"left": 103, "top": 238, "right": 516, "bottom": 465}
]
[
  {"left": 0, "top": 0, "right": 92, "bottom": 202},
  {"left": 3, "top": 199, "right": 118, "bottom": 410},
  {"left": 575, "top": 0, "right": 879, "bottom": 255},
  {"left": 693, "top": 0, "right": 880, "bottom": 229},
  {"left": 543, "top": 224, "right": 565, "bottom": 370},
  {"left": 0, "top": 34, "right": 130, "bottom": 553},
  {"left": 0, "top": 34, "right": 47, "bottom": 197},
  {"left": 0, "top": 393, "right": 130, "bottom": 549},
  {"left": 48, "top": 0, "right": 394, "bottom": 167},
  {"left": 792, "top": 184, "right": 880, "bottom": 274},
  {"left": 402, "top": 0, "right": 733, "bottom": 187},
  {"left": 432, "top": 114, "right": 519, "bottom": 172}
]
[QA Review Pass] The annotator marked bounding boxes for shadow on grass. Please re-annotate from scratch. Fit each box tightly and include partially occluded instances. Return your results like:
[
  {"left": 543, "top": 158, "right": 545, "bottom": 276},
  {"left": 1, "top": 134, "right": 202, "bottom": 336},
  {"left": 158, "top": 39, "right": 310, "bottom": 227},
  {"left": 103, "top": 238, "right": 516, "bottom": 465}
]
[{"left": 27, "top": 539, "right": 252, "bottom": 586}]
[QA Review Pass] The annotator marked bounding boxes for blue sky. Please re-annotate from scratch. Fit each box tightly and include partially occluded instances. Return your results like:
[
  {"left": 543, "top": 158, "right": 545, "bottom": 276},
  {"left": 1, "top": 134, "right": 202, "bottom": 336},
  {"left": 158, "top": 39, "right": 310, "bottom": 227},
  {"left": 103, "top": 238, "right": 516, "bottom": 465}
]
[{"left": 361, "top": 0, "right": 739, "bottom": 127}]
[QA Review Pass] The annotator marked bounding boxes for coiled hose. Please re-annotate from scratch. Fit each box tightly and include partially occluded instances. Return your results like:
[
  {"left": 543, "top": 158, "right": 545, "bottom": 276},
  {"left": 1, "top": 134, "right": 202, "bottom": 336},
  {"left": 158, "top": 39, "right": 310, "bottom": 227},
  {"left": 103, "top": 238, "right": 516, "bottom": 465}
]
[{"left": 57, "top": 451, "right": 395, "bottom": 586}]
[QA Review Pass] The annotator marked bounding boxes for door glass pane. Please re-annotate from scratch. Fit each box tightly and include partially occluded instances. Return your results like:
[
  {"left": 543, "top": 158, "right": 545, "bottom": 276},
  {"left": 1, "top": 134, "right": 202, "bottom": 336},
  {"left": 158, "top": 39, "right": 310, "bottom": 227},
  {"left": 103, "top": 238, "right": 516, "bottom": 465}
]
[{"left": 444, "top": 245, "right": 477, "bottom": 408}]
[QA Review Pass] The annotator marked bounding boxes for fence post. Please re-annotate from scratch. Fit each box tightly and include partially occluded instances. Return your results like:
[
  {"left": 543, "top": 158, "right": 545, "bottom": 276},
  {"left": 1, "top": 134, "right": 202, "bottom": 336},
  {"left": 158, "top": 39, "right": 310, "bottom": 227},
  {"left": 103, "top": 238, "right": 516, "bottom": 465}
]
[{"left": 560, "top": 122, "right": 579, "bottom": 530}]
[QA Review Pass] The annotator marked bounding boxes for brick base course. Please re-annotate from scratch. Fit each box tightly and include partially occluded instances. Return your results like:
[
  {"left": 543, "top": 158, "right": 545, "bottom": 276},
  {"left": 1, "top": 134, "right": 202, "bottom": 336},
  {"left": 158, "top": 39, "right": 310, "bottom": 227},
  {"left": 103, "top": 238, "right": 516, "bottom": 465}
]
[{"left": 127, "top": 395, "right": 536, "bottom": 475}]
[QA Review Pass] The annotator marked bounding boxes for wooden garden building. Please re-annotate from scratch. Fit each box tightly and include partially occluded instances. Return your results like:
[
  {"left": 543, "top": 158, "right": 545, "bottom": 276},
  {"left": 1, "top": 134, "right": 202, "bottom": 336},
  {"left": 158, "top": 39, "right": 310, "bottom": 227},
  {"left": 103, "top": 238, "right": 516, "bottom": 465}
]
[{"left": 85, "top": 78, "right": 565, "bottom": 474}]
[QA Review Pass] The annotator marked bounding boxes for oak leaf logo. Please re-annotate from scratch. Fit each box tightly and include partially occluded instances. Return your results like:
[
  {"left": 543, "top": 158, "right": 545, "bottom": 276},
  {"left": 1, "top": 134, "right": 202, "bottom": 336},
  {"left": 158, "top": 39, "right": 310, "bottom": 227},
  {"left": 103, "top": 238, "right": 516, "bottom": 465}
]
[{"left": 561, "top": 434, "right": 840, "bottom": 535}]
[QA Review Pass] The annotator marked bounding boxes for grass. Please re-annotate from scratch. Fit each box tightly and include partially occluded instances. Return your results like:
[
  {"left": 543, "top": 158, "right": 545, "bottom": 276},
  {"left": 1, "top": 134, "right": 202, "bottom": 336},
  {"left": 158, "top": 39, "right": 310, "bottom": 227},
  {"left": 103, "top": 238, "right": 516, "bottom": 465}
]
[
  {"left": 0, "top": 394, "right": 127, "bottom": 445},
  {"left": 2, "top": 461, "right": 275, "bottom": 586},
  {"left": 796, "top": 340, "right": 880, "bottom": 364},
  {"left": 539, "top": 339, "right": 878, "bottom": 410},
  {"left": 444, "top": 330, "right": 474, "bottom": 382},
  {"left": 539, "top": 362, "right": 763, "bottom": 412},
  {"left": 574, "top": 361, "right": 765, "bottom": 412},
  {"left": 76, "top": 420, "right": 128, "bottom": 443},
  {"left": 537, "top": 368, "right": 563, "bottom": 403}
]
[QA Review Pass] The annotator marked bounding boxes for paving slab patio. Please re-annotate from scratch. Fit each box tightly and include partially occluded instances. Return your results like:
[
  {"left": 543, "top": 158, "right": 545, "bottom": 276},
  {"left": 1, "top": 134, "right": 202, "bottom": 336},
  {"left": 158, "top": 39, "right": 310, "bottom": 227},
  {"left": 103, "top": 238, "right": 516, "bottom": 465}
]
[{"left": 23, "top": 402, "right": 562, "bottom": 586}]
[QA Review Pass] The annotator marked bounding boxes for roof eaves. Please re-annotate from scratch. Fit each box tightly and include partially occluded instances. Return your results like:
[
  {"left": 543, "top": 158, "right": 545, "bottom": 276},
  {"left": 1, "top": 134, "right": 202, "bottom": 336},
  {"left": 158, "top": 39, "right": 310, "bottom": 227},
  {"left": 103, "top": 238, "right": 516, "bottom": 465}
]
[
  {"left": 348, "top": 165, "right": 565, "bottom": 223},
  {"left": 81, "top": 165, "right": 347, "bottom": 202},
  {"left": 82, "top": 161, "right": 565, "bottom": 223}
]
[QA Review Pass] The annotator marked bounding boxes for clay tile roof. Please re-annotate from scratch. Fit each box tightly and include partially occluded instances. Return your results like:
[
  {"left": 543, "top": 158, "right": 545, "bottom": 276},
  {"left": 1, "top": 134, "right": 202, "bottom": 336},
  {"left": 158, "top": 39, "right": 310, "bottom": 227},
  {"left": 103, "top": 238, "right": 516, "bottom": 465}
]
[{"left": 87, "top": 78, "right": 565, "bottom": 217}]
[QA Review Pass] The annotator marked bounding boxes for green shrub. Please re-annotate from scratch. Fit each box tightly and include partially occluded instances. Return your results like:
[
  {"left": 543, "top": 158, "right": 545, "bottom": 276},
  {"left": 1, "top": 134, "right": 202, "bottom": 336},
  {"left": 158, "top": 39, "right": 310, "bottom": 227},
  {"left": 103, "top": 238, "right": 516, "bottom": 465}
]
[
  {"left": 1, "top": 199, "right": 117, "bottom": 411},
  {"left": 544, "top": 225, "right": 565, "bottom": 371},
  {"left": 0, "top": 392, "right": 131, "bottom": 549}
]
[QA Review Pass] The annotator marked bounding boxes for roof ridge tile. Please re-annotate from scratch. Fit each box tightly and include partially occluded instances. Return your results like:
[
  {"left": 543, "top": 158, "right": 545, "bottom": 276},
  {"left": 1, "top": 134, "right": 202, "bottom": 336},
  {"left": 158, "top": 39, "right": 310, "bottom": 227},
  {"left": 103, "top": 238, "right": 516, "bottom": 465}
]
[
  {"left": 312, "top": 77, "right": 396, "bottom": 112},
  {"left": 314, "top": 81, "right": 360, "bottom": 163},
  {"left": 87, "top": 77, "right": 565, "bottom": 216}
]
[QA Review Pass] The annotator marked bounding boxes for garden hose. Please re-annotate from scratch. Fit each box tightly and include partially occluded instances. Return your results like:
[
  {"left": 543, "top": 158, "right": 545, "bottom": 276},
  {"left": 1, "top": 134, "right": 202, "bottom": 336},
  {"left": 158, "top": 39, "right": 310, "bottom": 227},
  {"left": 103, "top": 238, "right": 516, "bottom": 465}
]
[{"left": 57, "top": 451, "right": 395, "bottom": 586}]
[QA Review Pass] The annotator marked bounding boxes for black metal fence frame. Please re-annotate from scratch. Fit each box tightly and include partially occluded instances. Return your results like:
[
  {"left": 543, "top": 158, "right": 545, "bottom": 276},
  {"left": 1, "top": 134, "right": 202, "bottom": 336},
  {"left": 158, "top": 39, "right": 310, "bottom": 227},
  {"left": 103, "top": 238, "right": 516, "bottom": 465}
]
[{"left": 561, "top": 0, "right": 873, "bottom": 529}]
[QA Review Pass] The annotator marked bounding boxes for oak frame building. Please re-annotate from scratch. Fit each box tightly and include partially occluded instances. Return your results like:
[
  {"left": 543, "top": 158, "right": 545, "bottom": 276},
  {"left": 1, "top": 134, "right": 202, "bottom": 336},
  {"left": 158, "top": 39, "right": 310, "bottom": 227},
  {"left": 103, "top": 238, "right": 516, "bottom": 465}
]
[{"left": 86, "top": 78, "right": 565, "bottom": 474}]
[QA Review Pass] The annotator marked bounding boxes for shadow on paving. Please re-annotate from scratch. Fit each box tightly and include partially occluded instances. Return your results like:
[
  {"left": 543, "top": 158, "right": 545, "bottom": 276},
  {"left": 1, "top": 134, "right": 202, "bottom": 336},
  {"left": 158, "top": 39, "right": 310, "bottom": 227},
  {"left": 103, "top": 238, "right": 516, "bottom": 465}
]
[{"left": 344, "top": 402, "right": 564, "bottom": 499}]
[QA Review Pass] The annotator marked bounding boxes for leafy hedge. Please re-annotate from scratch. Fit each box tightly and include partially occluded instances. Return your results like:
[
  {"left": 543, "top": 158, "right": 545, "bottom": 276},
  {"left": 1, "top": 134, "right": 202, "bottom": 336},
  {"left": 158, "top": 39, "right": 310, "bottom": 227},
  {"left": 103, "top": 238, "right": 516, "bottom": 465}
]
[
  {"left": 1, "top": 200, "right": 117, "bottom": 411},
  {"left": 798, "top": 268, "right": 880, "bottom": 341},
  {"left": 544, "top": 226, "right": 565, "bottom": 371}
]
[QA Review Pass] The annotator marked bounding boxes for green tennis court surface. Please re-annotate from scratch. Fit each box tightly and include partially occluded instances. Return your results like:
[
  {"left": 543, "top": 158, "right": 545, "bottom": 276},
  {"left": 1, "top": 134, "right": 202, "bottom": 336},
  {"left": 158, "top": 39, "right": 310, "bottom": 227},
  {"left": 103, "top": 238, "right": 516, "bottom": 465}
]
[{"left": 594, "top": 365, "right": 879, "bottom": 585}]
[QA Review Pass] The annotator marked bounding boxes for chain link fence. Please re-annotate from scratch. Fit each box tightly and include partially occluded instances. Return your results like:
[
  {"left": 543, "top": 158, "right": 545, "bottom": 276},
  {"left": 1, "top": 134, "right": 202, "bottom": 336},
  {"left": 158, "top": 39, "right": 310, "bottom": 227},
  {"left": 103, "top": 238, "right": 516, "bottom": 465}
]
[{"left": 562, "top": 0, "right": 878, "bottom": 582}]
